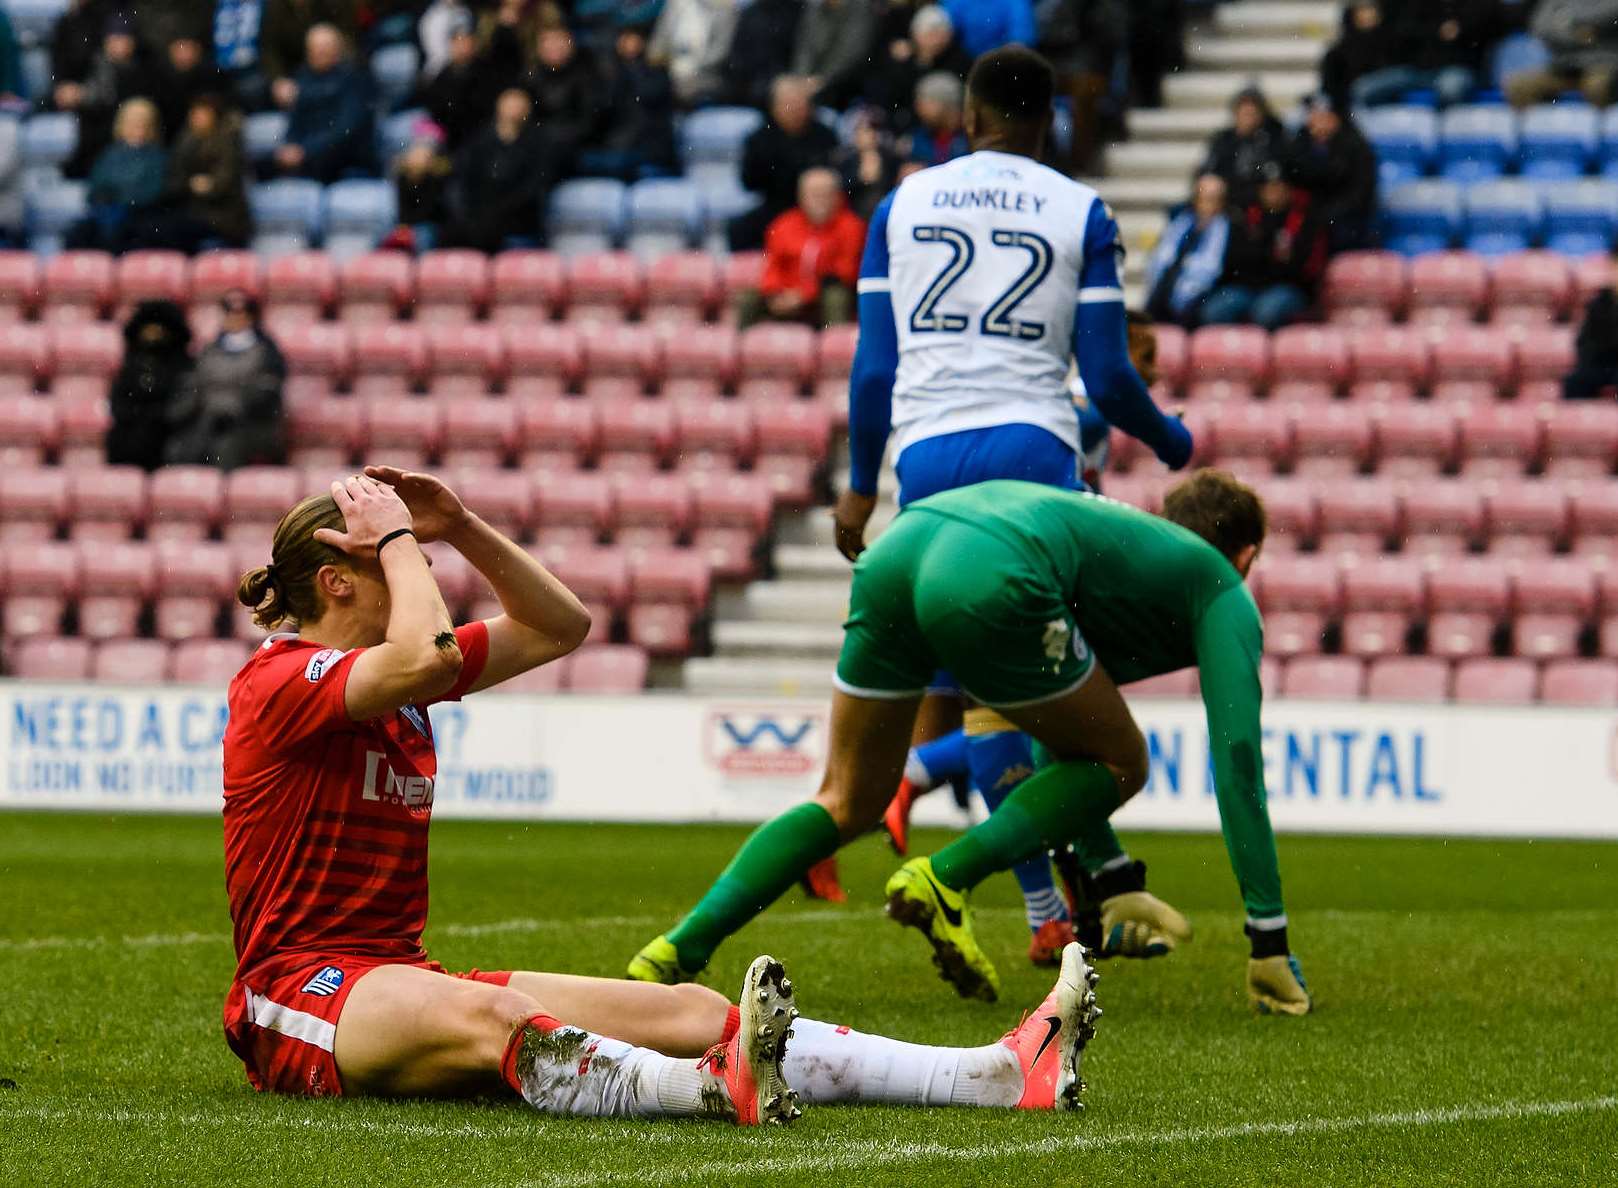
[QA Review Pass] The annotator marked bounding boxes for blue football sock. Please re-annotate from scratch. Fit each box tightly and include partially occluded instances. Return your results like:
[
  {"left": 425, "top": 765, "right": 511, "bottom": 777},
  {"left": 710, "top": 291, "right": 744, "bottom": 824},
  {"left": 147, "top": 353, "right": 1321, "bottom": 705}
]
[
  {"left": 968, "top": 729, "right": 1069, "bottom": 931},
  {"left": 908, "top": 729, "right": 970, "bottom": 789}
]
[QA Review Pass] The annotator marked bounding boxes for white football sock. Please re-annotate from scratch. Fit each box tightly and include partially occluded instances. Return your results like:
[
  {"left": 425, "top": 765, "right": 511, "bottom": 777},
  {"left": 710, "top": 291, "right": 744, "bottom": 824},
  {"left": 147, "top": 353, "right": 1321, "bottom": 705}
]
[
  {"left": 1023, "top": 886, "right": 1070, "bottom": 931},
  {"left": 782, "top": 1017, "right": 1022, "bottom": 1107},
  {"left": 904, "top": 748, "right": 933, "bottom": 788},
  {"left": 506, "top": 1022, "right": 724, "bottom": 1119}
]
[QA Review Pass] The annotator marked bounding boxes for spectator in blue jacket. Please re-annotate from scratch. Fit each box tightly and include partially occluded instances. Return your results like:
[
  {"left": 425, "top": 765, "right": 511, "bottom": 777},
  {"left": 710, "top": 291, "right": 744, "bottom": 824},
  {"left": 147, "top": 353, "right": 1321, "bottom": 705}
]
[
  {"left": 69, "top": 97, "right": 168, "bottom": 251},
  {"left": 1144, "top": 172, "right": 1235, "bottom": 328},
  {"left": 941, "top": 0, "right": 1035, "bottom": 57},
  {"left": 272, "top": 24, "right": 375, "bottom": 182},
  {"left": 904, "top": 71, "right": 970, "bottom": 165}
]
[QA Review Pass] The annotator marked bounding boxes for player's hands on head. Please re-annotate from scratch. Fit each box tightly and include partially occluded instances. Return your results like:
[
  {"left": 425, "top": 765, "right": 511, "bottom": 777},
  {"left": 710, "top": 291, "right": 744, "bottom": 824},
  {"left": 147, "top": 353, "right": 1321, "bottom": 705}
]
[
  {"left": 313, "top": 474, "right": 415, "bottom": 557},
  {"left": 833, "top": 490, "right": 877, "bottom": 562},
  {"left": 361, "top": 466, "right": 469, "bottom": 544}
]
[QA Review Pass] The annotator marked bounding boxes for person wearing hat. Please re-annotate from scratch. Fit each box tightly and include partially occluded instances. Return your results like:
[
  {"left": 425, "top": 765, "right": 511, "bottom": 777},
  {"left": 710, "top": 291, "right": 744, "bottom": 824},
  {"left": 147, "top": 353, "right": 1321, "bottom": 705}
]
[
  {"left": 1200, "top": 160, "right": 1328, "bottom": 331},
  {"left": 905, "top": 70, "right": 970, "bottom": 167},
  {"left": 167, "top": 290, "right": 288, "bottom": 471},
  {"left": 1283, "top": 93, "right": 1376, "bottom": 253},
  {"left": 1199, "top": 85, "right": 1286, "bottom": 208},
  {"left": 865, "top": 5, "right": 972, "bottom": 134}
]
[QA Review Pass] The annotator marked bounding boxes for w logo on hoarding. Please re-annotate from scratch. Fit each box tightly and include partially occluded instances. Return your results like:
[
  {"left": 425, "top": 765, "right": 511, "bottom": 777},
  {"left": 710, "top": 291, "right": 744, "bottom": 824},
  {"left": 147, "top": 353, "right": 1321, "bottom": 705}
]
[{"left": 706, "top": 709, "right": 826, "bottom": 778}]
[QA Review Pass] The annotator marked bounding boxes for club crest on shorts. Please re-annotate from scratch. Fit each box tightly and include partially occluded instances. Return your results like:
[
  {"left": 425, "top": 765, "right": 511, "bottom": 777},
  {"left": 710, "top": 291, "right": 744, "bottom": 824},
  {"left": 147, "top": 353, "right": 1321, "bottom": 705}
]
[
  {"left": 300, "top": 965, "right": 345, "bottom": 996},
  {"left": 1042, "top": 619, "right": 1072, "bottom": 664}
]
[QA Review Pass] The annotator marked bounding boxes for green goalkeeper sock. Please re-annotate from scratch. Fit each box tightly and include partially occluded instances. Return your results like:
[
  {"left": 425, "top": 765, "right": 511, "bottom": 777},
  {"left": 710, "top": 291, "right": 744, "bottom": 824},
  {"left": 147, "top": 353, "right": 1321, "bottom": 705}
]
[
  {"left": 931, "top": 758, "right": 1120, "bottom": 892},
  {"left": 666, "top": 802, "right": 841, "bottom": 970},
  {"left": 1028, "top": 740, "right": 1125, "bottom": 873}
]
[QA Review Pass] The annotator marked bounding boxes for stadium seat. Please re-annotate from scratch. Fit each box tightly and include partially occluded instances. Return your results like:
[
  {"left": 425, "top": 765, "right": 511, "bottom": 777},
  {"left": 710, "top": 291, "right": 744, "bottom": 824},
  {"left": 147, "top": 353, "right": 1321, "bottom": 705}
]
[
  {"left": 1340, "top": 557, "right": 1426, "bottom": 657},
  {"left": 490, "top": 250, "right": 567, "bottom": 323},
  {"left": 115, "top": 250, "right": 189, "bottom": 314},
  {"left": 644, "top": 252, "right": 721, "bottom": 325},
  {"left": 350, "top": 323, "right": 426, "bottom": 396},
  {"left": 720, "top": 251, "right": 764, "bottom": 308},
  {"left": 66, "top": 466, "right": 146, "bottom": 540},
  {"left": 579, "top": 322, "right": 661, "bottom": 394},
  {"left": 1490, "top": 251, "right": 1572, "bottom": 321},
  {"left": 506, "top": 323, "right": 583, "bottom": 397},
  {"left": 1455, "top": 405, "right": 1542, "bottom": 477},
  {"left": 518, "top": 398, "right": 598, "bottom": 468},
  {"left": 1255, "top": 555, "right": 1339, "bottom": 656},
  {"left": 172, "top": 638, "right": 253, "bottom": 685},
  {"left": 1427, "top": 558, "right": 1509, "bottom": 658},
  {"left": 737, "top": 323, "right": 816, "bottom": 393},
  {"left": 1515, "top": 325, "right": 1577, "bottom": 399},
  {"left": 25, "top": 178, "right": 88, "bottom": 255},
  {"left": 249, "top": 180, "right": 324, "bottom": 252},
  {"left": 265, "top": 252, "right": 338, "bottom": 319},
  {"left": 223, "top": 467, "right": 303, "bottom": 545},
  {"left": 4, "top": 538, "right": 79, "bottom": 638},
  {"left": 1360, "top": 106, "right": 1438, "bottom": 186},
  {"left": 9, "top": 636, "right": 92, "bottom": 680},
  {"left": 690, "top": 472, "right": 774, "bottom": 577},
  {"left": 20, "top": 111, "right": 77, "bottom": 171},
  {"left": 699, "top": 180, "right": 764, "bottom": 253},
  {"left": 627, "top": 178, "right": 704, "bottom": 258},
  {"left": 1252, "top": 478, "right": 1317, "bottom": 551},
  {"left": 1365, "top": 656, "right": 1452, "bottom": 702},
  {"left": 450, "top": 470, "right": 531, "bottom": 540},
  {"left": 1452, "top": 657, "right": 1537, "bottom": 703},
  {"left": 92, "top": 638, "right": 170, "bottom": 684},
  {"left": 1375, "top": 405, "right": 1457, "bottom": 476},
  {"left": 1280, "top": 656, "right": 1365, "bottom": 699},
  {"left": 489, "top": 655, "right": 570, "bottom": 694},
  {"left": 55, "top": 388, "right": 109, "bottom": 468},
  {"left": 1381, "top": 180, "right": 1463, "bottom": 255},
  {"left": 1188, "top": 325, "right": 1269, "bottom": 388},
  {"left": 1347, "top": 325, "right": 1430, "bottom": 390},
  {"left": 543, "top": 547, "right": 631, "bottom": 623},
  {"left": 1407, "top": 252, "right": 1490, "bottom": 324},
  {"left": 0, "top": 323, "right": 46, "bottom": 392},
  {"left": 1151, "top": 323, "right": 1188, "bottom": 390},
  {"left": 662, "top": 323, "right": 738, "bottom": 396},
  {"left": 1538, "top": 179, "right": 1618, "bottom": 256},
  {"left": 1291, "top": 404, "right": 1374, "bottom": 477},
  {"left": 1485, "top": 480, "right": 1568, "bottom": 554},
  {"left": 41, "top": 250, "right": 113, "bottom": 323},
  {"left": 286, "top": 394, "right": 362, "bottom": 470},
  {"left": 424, "top": 323, "right": 506, "bottom": 395},
  {"left": 1269, "top": 325, "right": 1349, "bottom": 391},
  {"left": 1540, "top": 659, "right": 1618, "bottom": 705},
  {"left": 1462, "top": 180, "right": 1541, "bottom": 256},
  {"left": 532, "top": 471, "right": 614, "bottom": 543},
  {"left": 1511, "top": 558, "right": 1597, "bottom": 660},
  {"left": 1520, "top": 103, "right": 1599, "bottom": 178},
  {"left": 672, "top": 398, "right": 755, "bottom": 469},
  {"left": 0, "top": 467, "right": 67, "bottom": 540},
  {"left": 415, "top": 250, "right": 490, "bottom": 323},
  {"left": 548, "top": 178, "right": 629, "bottom": 255},
  {"left": 370, "top": 42, "right": 421, "bottom": 111},
  {"left": 568, "top": 644, "right": 650, "bottom": 692},
  {"left": 190, "top": 250, "right": 262, "bottom": 309},
  {"left": 615, "top": 473, "right": 692, "bottom": 546},
  {"left": 0, "top": 252, "right": 41, "bottom": 321},
  {"left": 323, "top": 180, "right": 398, "bottom": 261},
  {"left": 365, "top": 397, "right": 442, "bottom": 468},
  {"left": 148, "top": 466, "right": 226, "bottom": 541},
  {"left": 1401, "top": 479, "right": 1485, "bottom": 554},
  {"left": 1429, "top": 325, "right": 1514, "bottom": 398},
  {"left": 0, "top": 393, "right": 57, "bottom": 466},
  {"left": 1210, "top": 404, "right": 1293, "bottom": 474},
  {"left": 243, "top": 111, "right": 289, "bottom": 165},
  {"left": 680, "top": 106, "right": 764, "bottom": 171},
  {"left": 1323, "top": 251, "right": 1408, "bottom": 325},
  {"left": 1438, "top": 105, "right": 1518, "bottom": 182},
  {"left": 1570, "top": 480, "right": 1618, "bottom": 556},
  {"left": 1317, "top": 478, "right": 1400, "bottom": 555},
  {"left": 77, "top": 538, "right": 154, "bottom": 640},
  {"left": 597, "top": 401, "right": 675, "bottom": 470},
  {"left": 338, "top": 251, "right": 413, "bottom": 322},
  {"left": 1543, "top": 402, "right": 1618, "bottom": 478},
  {"left": 568, "top": 252, "right": 645, "bottom": 323}
]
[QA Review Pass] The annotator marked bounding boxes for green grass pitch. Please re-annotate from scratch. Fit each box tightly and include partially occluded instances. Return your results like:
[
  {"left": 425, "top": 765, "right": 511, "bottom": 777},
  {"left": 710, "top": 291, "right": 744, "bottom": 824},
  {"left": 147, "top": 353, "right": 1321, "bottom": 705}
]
[{"left": 2, "top": 811, "right": 1615, "bottom": 1187}]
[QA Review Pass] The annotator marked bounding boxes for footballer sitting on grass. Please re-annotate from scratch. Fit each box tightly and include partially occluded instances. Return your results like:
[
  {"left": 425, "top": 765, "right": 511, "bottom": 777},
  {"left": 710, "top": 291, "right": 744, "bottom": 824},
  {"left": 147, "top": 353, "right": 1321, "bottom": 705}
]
[
  {"left": 222, "top": 468, "right": 1102, "bottom": 1121},
  {"left": 632, "top": 472, "right": 1311, "bottom": 1016}
]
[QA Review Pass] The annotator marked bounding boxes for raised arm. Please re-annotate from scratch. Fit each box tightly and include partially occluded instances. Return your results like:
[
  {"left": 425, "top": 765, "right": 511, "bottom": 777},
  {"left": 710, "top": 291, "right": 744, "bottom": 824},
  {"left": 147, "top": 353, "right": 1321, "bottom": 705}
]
[
  {"left": 834, "top": 191, "right": 898, "bottom": 560},
  {"left": 1072, "top": 201, "right": 1193, "bottom": 469},
  {"left": 364, "top": 466, "right": 591, "bottom": 694}
]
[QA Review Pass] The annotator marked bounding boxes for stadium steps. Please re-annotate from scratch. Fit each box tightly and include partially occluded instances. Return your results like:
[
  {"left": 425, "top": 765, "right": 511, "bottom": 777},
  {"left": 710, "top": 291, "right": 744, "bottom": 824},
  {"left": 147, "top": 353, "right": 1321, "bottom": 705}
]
[
  {"left": 1163, "top": 70, "right": 1319, "bottom": 111},
  {"left": 1187, "top": 38, "right": 1323, "bottom": 72},
  {"left": 1105, "top": 141, "right": 1208, "bottom": 179},
  {"left": 1128, "top": 108, "right": 1230, "bottom": 142},
  {"left": 682, "top": 655, "right": 837, "bottom": 696},
  {"left": 711, "top": 619, "right": 845, "bottom": 656},
  {"left": 1213, "top": 1, "right": 1338, "bottom": 38}
]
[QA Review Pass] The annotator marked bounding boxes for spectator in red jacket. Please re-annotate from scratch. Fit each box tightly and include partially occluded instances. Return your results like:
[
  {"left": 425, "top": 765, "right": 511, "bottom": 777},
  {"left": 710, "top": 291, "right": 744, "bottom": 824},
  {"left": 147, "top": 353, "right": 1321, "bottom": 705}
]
[{"left": 737, "top": 167, "right": 866, "bottom": 329}]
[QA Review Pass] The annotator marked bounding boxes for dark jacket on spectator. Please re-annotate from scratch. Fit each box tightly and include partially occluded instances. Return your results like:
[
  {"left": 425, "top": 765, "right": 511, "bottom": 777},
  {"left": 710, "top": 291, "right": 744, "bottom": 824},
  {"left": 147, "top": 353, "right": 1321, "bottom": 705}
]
[
  {"left": 834, "top": 137, "right": 901, "bottom": 221},
  {"left": 1285, "top": 120, "right": 1377, "bottom": 246},
  {"left": 135, "top": 1, "right": 214, "bottom": 57},
  {"left": 151, "top": 55, "right": 230, "bottom": 145},
  {"left": 421, "top": 52, "right": 499, "bottom": 149},
  {"left": 50, "top": 0, "right": 111, "bottom": 91},
  {"left": 108, "top": 300, "right": 193, "bottom": 472},
  {"left": 1320, "top": 7, "right": 1398, "bottom": 109},
  {"left": 739, "top": 117, "right": 839, "bottom": 223},
  {"left": 721, "top": 0, "right": 802, "bottom": 108},
  {"left": 397, "top": 155, "right": 451, "bottom": 227},
  {"left": 260, "top": 0, "right": 359, "bottom": 81},
  {"left": 448, "top": 120, "right": 551, "bottom": 250},
  {"left": 791, "top": 0, "right": 880, "bottom": 107},
  {"left": 166, "top": 326, "right": 287, "bottom": 469},
  {"left": 1393, "top": 0, "right": 1501, "bottom": 72},
  {"left": 1227, "top": 194, "right": 1330, "bottom": 295},
  {"left": 166, "top": 114, "right": 251, "bottom": 244},
  {"left": 286, "top": 59, "right": 375, "bottom": 182},
  {"left": 1201, "top": 112, "right": 1288, "bottom": 206},
  {"left": 1564, "top": 285, "right": 1618, "bottom": 398},
  {"left": 66, "top": 41, "right": 146, "bottom": 176},
  {"left": 598, "top": 54, "right": 678, "bottom": 174},
  {"left": 1036, "top": 0, "right": 1127, "bottom": 77},
  {"left": 522, "top": 44, "right": 609, "bottom": 171},
  {"left": 88, "top": 141, "right": 167, "bottom": 209},
  {"left": 864, "top": 37, "right": 971, "bottom": 130}
]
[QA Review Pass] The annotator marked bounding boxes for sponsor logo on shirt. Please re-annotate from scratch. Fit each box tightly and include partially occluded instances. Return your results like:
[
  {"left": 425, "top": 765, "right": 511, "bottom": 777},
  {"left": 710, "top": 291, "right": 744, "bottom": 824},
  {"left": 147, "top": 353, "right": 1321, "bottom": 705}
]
[
  {"left": 300, "top": 965, "right": 345, "bottom": 997},
  {"left": 362, "top": 750, "right": 435, "bottom": 810},
  {"left": 305, "top": 649, "right": 347, "bottom": 683},
  {"left": 399, "top": 704, "right": 432, "bottom": 741}
]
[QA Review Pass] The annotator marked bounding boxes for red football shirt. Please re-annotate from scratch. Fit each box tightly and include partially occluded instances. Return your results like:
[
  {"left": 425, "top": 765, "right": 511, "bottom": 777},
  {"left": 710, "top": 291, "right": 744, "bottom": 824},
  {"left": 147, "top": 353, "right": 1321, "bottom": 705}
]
[{"left": 222, "top": 622, "right": 490, "bottom": 984}]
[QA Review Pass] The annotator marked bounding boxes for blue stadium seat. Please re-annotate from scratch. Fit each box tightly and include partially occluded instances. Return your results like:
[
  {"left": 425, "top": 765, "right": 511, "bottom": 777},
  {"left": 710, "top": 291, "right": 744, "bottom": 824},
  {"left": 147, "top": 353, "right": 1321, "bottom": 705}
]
[
  {"left": 20, "top": 112, "right": 77, "bottom": 170},
  {"left": 1359, "top": 106, "right": 1437, "bottom": 187},
  {"left": 249, "top": 179, "right": 323, "bottom": 251},
  {"left": 1463, "top": 179, "right": 1543, "bottom": 255},
  {"left": 697, "top": 180, "right": 761, "bottom": 251},
  {"left": 1599, "top": 107, "right": 1618, "bottom": 178},
  {"left": 21, "top": 47, "right": 50, "bottom": 103},
  {"left": 1438, "top": 105, "right": 1517, "bottom": 182},
  {"left": 26, "top": 178, "right": 86, "bottom": 255},
  {"left": 548, "top": 178, "right": 628, "bottom": 255},
  {"left": 243, "top": 112, "right": 289, "bottom": 165},
  {"left": 680, "top": 107, "right": 764, "bottom": 166},
  {"left": 1520, "top": 104, "right": 1598, "bottom": 179},
  {"left": 1491, "top": 32, "right": 1551, "bottom": 91},
  {"left": 627, "top": 178, "right": 703, "bottom": 258},
  {"left": 371, "top": 43, "right": 421, "bottom": 113},
  {"left": 1381, "top": 179, "right": 1463, "bottom": 255},
  {"left": 6, "top": 0, "right": 69, "bottom": 47},
  {"left": 377, "top": 108, "right": 428, "bottom": 170},
  {"left": 1538, "top": 179, "right": 1618, "bottom": 255},
  {"left": 322, "top": 179, "right": 398, "bottom": 260}
]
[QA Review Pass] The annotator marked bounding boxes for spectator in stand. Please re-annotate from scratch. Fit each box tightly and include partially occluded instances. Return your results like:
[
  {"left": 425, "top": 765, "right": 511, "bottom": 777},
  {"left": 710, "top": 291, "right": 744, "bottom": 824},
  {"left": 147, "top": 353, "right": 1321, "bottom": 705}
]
[
  {"left": 63, "top": 11, "right": 145, "bottom": 178},
  {"left": 1565, "top": 275, "right": 1618, "bottom": 399},
  {"left": 0, "top": 116, "right": 20, "bottom": 244},
  {"left": 1201, "top": 160, "right": 1328, "bottom": 330},
  {"left": 721, "top": 0, "right": 802, "bottom": 109},
  {"left": 68, "top": 97, "right": 167, "bottom": 252},
  {"left": 941, "top": 0, "right": 1035, "bottom": 58},
  {"left": 648, "top": 0, "right": 738, "bottom": 107},
  {"left": 1506, "top": 0, "right": 1618, "bottom": 107},
  {"left": 834, "top": 108, "right": 902, "bottom": 221},
  {"left": 390, "top": 133, "right": 452, "bottom": 251},
  {"left": 132, "top": 0, "right": 213, "bottom": 61},
  {"left": 108, "top": 299, "right": 193, "bottom": 472},
  {"left": 139, "top": 94, "right": 252, "bottom": 251},
  {"left": 50, "top": 0, "right": 112, "bottom": 111},
  {"left": 1343, "top": 0, "right": 1497, "bottom": 108},
  {"left": 444, "top": 86, "right": 551, "bottom": 252},
  {"left": 904, "top": 71, "right": 970, "bottom": 166},
  {"left": 580, "top": 22, "right": 678, "bottom": 181},
  {"left": 729, "top": 74, "right": 838, "bottom": 250},
  {"left": 792, "top": 0, "right": 880, "bottom": 109},
  {"left": 152, "top": 34, "right": 231, "bottom": 142},
  {"left": 522, "top": 22, "right": 608, "bottom": 178},
  {"left": 1284, "top": 93, "right": 1376, "bottom": 253},
  {"left": 1128, "top": 0, "right": 1185, "bottom": 107},
  {"left": 736, "top": 166, "right": 865, "bottom": 329},
  {"left": 215, "top": 0, "right": 272, "bottom": 108},
  {"left": 865, "top": 5, "right": 972, "bottom": 134},
  {"left": 272, "top": 24, "right": 376, "bottom": 183},
  {"left": 1319, "top": 0, "right": 1396, "bottom": 110},
  {"left": 263, "top": 0, "right": 358, "bottom": 108},
  {"left": 1200, "top": 86, "right": 1287, "bottom": 207},
  {"left": 0, "top": 7, "right": 24, "bottom": 105},
  {"left": 1037, "top": 0, "right": 1127, "bottom": 176},
  {"left": 476, "top": 0, "right": 548, "bottom": 84},
  {"left": 420, "top": 9, "right": 499, "bottom": 149},
  {"left": 166, "top": 291, "right": 288, "bottom": 470},
  {"left": 419, "top": 0, "right": 475, "bottom": 79},
  {"left": 1144, "top": 172, "right": 1234, "bottom": 328}
]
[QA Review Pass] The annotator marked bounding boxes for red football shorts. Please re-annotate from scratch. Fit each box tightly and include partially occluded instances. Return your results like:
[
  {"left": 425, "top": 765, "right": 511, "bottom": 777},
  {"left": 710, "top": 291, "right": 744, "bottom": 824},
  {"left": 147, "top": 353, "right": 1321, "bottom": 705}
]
[{"left": 223, "top": 956, "right": 513, "bottom": 1097}]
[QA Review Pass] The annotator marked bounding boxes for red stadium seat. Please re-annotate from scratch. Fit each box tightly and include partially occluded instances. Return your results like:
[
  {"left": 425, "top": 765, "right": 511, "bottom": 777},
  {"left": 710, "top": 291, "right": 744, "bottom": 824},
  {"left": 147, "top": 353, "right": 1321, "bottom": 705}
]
[
  {"left": 1452, "top": 657, "right": 1537, "bottom": 703},
  {"left": 1188, "top": 325, "right": 1270, "bottom": 388},
  {"left": 1427, "top": 558, "right": 1509, "bottom": 658},
  {"left": 172, "top": 638, "right": 253, "bottom": 684},
  {"left": 365, "top": 398, "right": 443, "bottom": 469},
  {"left": 1571, "top": 480, "right": 1618, "bottom": 556},
  {"left": 92, "top": 638, "right": 171, "bottom": 683},
  {"left": 78, "top": 539, "right": 155, "bottom": 640},
  {"left": 1407, "top": 251, "right": 1489, "bottom": 324},
  {"left": 737, "top": 323, "right": 816, "bottom": 394},
  {"left": 0, "top": 323, "right": 47, "bottom": 392},
  {"left": 755, "top": 401, "right": 831, "bottom": 465},
  {"left": 438, "top": 399, "right": 517, "bottom": 470},
  {"left": 506, "top": 324, "right": 583, "bottom": 398},
  {"left": 9, "top": 637, "right": 93, "bottom": 679},
  {"left": 753, "top": 452, "right": 817, "bottom": 508},
  {"left": 50, "top": 322, "right": 120, "bottom": 380},
  {"left": 644, "top": 252, "right": 720, "bottom": 324},
  {"left": 1511, "top": 558, "right": 1597, "bottom": 660},
  {"left": 690, "top": 472, "right": 773, "bottom": 576},
  {"left": 0, "top": 252, "right": 41, "bottom": 320},
  {"left": 518, "top": 398, "right": 598, "bottom": 468},
  {"left": 1485, "top": 481, "right": 1568, "bottom": 555},
  {"left": 1571, "top": 252, "right": 1613, "bottom": 305},
  {"left": 1124, "top": 669, "right": 1198, "bottom": 697},
  {"left": 1255, "top": 556, "right": 1338, "bottom": 657},
  {"left": 415, "top": 250, "right": 490, "bottom": 323},
  {"left": 424, "top": 324, "right": 506, "bottom": 395},
  {"left": 1401, "top": 479, "right": 1484, "bottom": 554},
  {"left": 671, "top": 398, "right": 755, "bottom": 469},
  {"left": 1374, "top": 405, "right": 1456, "bottom": 477},
  {"left": 1540, "top": 659, "right": 1618, "bottom": 705},
  {"left": 1430, "top": 325, "right": 1515, "bottom": 394},
  {"left": 662, "top": 324, "right": 739, "bottom": 395},
  {"left": 191, "top": 250, "right": 262, "bottom": 305},
  {"left": 264, "top": 252, "right": 338, "bottom": 318},
  {"left": 278, "top": 322, "right": 353, "bottom": 383},
  {"left": 1543, "top": 402, "right": 1618, "bottom": 478},
  {"left": 533, "top": 472, "right": 614, "bottom": 544},
  {"left": 568, "top": 252, "right": 644, "bottom": 322},
  {"left": 597, "top": 400, "right": 674, "bottom": 469},
  {"left": 66, "top": 466, "right": 147, "bottom": 540},
  {"left": 543, "top": 546, "right": 630, "bottom": 628},
  {"left": 152, "top": 539, "right": 232, "bottom": 640},
  {"left": 1490, "top": 251, "right": 1571, "bottom": 322},
  {"left": 614, "top": 473, "right": 691, "bottom": 546},
  {"left": 115, "top": 251, "right": 190, "bottom": 313},
  {"left": 568, "top": 644, "right": 649, "bottom": 692},
  {"left": 1316, "top": 478, "right": 1400, "bottom": 555},
  {"left": 579, "top": 323, "right": 661, "bottom": 392},
  {"left": 1209, "top": 404, "right": 1294, "bottom": 474},
  {"left": 55, "top": 392, "right": 111, "bottom": 468},
  {"left": 1269, "top": 325, "right": 1350, "bottom": 391},
  {"left": 817, "top": 323, "right": 859, "bottom": 382},
  {"left": 1426, "top": 614, "right": 1496, "bottom": 660},
  {"left": 1149, "top": 323, "right": 1187, "bottom": 393},
  {"left": 286, "top": 393, "right": 362, "bottom": 469},
  {"left": 41, "top": 251, "right": 114, "bottom": 323},
  {"left": 1252, "top": 478, "right": 1318, "bottom": 551},
  {"left": 3, "top": 540, "right": 79, "bottom": 638},
  {"left": 350, "top": 323, "right": 426, "bottom": 397},
  {"left": 490, "top": 250, "right": 567, "bottom": 323},
  {"left": 1365, "top": 656, "right": 1451, "bottom": 702},
  {"left": 1340, "top": 556, "right": 1425, "bottom": 657},
  {"left": 339, "top": 252, "right": 414, "bottom": 322},
  {"left": 0, "top": 468, "right": 68, "bottom": 540},
  {"left": 148, "top": 466, "right": 225, "bottom": 541},
  {"left": 1455, "top": 404, "right": 1543, "bottom": 477},
  {"left": 721, "top": 252, "right": 764, "bottom": 307},
  {"left": 1291, "top": 404, "right": 1374, "bottom": 477},
  {"left": 1324, "top": 251, "right": 1407, "bottom": 322},
  {"left": 0, "top": 395, "right": 56, "bottom": 467},
  {"left": 450, "top": 469, "right": 532, "bottom": 540},
  {"left": 1280, "top": 656, "right": 1364, "bottom": 698},
  {"left": 1348, "top": 325, "right": 1431, "bottom": 390},
  {"left": 223, "top": 467, "right": 303, "bottom": 545},
  {"left": 629, "top": 547, "right": 711, "bottom": 607}
]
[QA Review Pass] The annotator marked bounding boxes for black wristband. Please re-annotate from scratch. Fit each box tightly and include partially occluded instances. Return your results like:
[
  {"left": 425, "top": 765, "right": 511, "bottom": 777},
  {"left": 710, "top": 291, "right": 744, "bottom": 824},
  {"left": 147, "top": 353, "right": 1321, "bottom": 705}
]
[
  {"left": 1246, "top": 923, "right": 1290, "bottom": 959},
  {"left": 376, "top": 528, "right": 415, "bottom": 558}
]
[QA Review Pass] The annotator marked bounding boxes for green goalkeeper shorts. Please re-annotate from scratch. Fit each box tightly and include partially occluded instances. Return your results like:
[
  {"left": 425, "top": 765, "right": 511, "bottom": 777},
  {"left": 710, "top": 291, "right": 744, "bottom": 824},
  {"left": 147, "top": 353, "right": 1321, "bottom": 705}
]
[{"left": 833, "top": 509, "right": 1097, "bottom": 709}]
